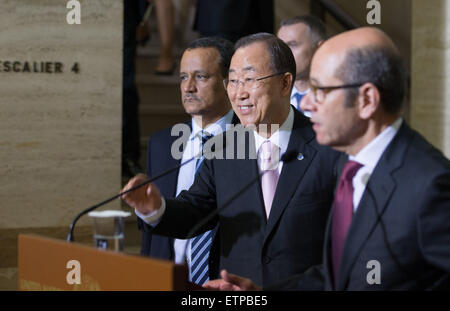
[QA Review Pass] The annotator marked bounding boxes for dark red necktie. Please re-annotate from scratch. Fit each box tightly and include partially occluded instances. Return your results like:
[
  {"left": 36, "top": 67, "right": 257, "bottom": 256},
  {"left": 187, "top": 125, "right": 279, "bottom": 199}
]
[{"left": 331, "top": 160, "right": 363, "bottom": 288}]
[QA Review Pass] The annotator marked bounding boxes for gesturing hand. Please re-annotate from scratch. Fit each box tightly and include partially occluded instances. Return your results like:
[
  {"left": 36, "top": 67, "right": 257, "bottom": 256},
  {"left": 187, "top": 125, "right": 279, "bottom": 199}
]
[
  {"left": 203, "top": 269, "right": 262, "bottom": 291},
  {"left": 121, "top": 174, "right": 162, "bottom": 215}
]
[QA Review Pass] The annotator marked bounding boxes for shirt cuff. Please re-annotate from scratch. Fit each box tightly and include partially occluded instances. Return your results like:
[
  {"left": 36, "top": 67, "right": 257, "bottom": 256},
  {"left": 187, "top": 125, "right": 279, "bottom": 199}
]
[{"left": 135, "top": 197, "right": 166, "bottom": 226}]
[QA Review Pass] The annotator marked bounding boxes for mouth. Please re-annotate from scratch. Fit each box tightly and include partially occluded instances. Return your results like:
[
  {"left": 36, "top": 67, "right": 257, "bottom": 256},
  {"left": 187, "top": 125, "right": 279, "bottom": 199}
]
[
  {"left": 237, "top": 104, "right": 254, "bottom": 114},
  {"left": 312, "top": 122, "right": 321, "bottom": 132},
  {"left": 184, "top": 96, "right": 199, "bottom": 103},
  {"left": 310, "top": 118, "right": 320, "bottom": 130}
]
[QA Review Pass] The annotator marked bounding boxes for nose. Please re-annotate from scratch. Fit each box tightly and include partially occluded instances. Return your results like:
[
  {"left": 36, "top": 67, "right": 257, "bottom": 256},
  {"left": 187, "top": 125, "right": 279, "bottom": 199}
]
[
  {"left": 183, "top": 76, "right": 196, "bottom": 93},
  {"left": 235, "top": 82, "right": 249, "bottom": 101},
  {"left": 300, "top": 92, "right": 316, "bottom": 114}
]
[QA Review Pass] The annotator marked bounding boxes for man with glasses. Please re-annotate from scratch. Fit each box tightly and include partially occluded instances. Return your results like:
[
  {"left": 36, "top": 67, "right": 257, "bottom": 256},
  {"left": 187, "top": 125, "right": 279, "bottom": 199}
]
[
  {"left": 122, "top": 33, "right": 342, "bottom": 287},
  {"left": 136, "top": 37, "right": 239, "bottom": 286},
  {"left": 205, "top": 27, "right": 450, "bottom": 291}
]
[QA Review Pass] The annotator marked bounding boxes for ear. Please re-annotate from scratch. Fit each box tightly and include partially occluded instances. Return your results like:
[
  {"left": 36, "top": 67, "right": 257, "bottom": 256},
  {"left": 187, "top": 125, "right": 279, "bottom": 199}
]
[
  {"left": 357, "top": 83, "right": 380, "bottom": 120},
  {"left": 281, "top": 72, "right": 294, "bottom": 97}
]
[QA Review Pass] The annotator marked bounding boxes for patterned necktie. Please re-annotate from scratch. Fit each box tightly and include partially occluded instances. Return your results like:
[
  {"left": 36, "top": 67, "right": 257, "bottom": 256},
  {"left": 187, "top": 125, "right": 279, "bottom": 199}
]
[
  {"left": 194, "top": 132, "right": 213, "bottom": 173},
  {"left": 259, "top": 140, "right": 280, "bottom": 219},
  {"left": 190, "top": 131, "right": 213, "bottom": 285},
  {"left": 331, "top": 160, "right": 363, "bottom": 288},
  {"left": 293, "top": 93, "right": 304, "bottom": 112}
]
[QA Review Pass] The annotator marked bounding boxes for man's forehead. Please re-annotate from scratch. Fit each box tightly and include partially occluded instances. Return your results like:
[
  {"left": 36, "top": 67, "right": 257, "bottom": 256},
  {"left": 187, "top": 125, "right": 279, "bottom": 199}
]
[
  {"left": 279, "top": 22, "right": 308, "bottom": 35},
  {"left": 310, "top": 48, "right": 345, "bottom": 83},
  {"left": 184, "top": 47, "right": 218, "bottom": 59},
  {"left": 181, "top": 48, "right": 220, "bottom": 68},
  {"left": 229, "top": 66, "right": 256, "bottom": 73},
  {"left": 230, "top": 43, "right": 270, "bottom": 72}
]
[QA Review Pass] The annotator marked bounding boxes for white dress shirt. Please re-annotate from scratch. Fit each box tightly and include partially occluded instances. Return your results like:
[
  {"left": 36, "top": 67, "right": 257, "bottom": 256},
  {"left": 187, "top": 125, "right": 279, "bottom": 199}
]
[
  {"left": 349, "top": 118, "right": 403, "bottom": 211},
  {"left": 136, "top": 109, "right": 234, "bottom": 265},
  {"left": 253, "top": 106, "right": 294, "bottom": 175}
]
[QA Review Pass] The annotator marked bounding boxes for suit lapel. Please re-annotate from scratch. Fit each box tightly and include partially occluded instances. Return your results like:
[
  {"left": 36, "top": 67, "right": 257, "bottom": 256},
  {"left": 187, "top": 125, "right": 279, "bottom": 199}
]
[
  {"left": 336, "top": 122, "right": 412, "bottom": 289},
  {"left": 236, "top": 127, "right": 265, "bottom": 214},
  {"left": 265, "top": 110, "right": 317, "bottom": 236},
  {"left": 323, "top": 209, "right": 335, "bottom": 290}
]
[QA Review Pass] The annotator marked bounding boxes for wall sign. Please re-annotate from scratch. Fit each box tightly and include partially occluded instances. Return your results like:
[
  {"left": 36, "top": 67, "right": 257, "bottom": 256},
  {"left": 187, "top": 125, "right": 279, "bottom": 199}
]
[{"left": 0, "top": 61, "right": 80, "bottom": 73}]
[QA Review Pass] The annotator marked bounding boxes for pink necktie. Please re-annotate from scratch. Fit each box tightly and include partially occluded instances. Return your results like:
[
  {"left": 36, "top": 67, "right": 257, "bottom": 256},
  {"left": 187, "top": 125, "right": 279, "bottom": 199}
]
[
  {"left": 259, "top": 140, "right": 280, "bottom": 219},
  {"left": 331, "top": 160, "right": 363, "bottom": 288}
]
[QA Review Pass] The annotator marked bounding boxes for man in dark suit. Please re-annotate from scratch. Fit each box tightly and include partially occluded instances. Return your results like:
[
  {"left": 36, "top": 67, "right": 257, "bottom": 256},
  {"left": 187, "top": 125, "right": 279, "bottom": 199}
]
[
  {"left": 122, "top": 33, "right": 342, "bottom": 287},
  {"left": 204, "top": 27, "right": 450, "bottom": 291},
  {"left": 194, "top": 0, "right": 274, "bottom": 42},
  {"left": 137, "top": 37, "right": 237, "bottom": 284},
  {"left": 277, "top": 15, "right": 327, "bottom": 115}
]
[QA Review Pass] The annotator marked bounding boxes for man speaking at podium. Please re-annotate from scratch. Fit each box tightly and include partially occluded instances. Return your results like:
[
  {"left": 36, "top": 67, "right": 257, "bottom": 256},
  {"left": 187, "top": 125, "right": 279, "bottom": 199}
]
[
  {"left": 122, "top": 33, "right": 342, "bottom": 288},
  {"left": 204, "top": 27, "right": 450, "bottom": 291}
]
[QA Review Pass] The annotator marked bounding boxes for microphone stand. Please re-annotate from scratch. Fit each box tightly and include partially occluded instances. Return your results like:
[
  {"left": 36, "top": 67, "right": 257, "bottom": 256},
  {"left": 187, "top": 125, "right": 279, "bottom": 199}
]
[
  {"left": 67, "top": 135, "right": 228, "bottom": 242},
  {"left": 66, "top": 156, "right": 198, "bottom": 242}
]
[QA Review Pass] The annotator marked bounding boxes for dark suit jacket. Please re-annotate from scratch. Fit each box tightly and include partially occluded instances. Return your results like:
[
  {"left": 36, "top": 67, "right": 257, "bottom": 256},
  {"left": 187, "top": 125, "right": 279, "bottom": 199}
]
[
  {"left": 138, "top": 114, "right": 240, "bottom": 278},
  {"left": 194, "top": 0, "right": 274, "bottom": 41},
  {"left": 151, "top": 109, "right": 343, "bottom": 286},
  {"left": 137, "top": 122, "right": 186, "bottom": 260},
  {"left": 271, "top": 122, "right": 450, "bottom": 290}
]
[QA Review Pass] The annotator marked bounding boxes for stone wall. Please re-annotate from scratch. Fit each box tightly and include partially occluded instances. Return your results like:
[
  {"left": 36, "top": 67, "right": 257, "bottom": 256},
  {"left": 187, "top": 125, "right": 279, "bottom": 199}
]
[
  {"left": 411, "top": 0, "right": 450, "bottom": 158},
  {"left": 0, "top": 0, "right": 123, "bottom": 289}
]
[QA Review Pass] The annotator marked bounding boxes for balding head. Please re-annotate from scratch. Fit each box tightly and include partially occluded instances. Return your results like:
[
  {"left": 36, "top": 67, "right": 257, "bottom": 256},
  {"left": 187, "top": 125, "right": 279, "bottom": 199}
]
[
  {"left": 313, "top": 27, "right": 407, "bottom": 114},
  {"left": 319, "top": 27, "right": 398, "bottom": 55},
  {"left": 301, "top": 28, "right": 408, "bottom": 154}
]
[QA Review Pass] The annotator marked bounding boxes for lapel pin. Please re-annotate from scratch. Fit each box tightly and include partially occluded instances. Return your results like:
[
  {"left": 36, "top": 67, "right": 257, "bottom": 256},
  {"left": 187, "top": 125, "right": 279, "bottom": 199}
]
[{"left": 297, "top": 153, "right": 304, "bottom": 161}]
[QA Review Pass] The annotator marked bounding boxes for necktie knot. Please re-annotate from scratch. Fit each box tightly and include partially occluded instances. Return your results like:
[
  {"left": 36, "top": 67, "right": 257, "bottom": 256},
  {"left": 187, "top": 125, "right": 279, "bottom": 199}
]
[
  {"left": 195, "top": 131, "right": 214, "bottom": 175},
  {"left": 293, "top": 93, "right": 304, "bottom": 111},
  {"left": 200, "top": 131, "right": 213, "bottom": 146},
  {"left": 196, "top": 131, "right": 213, "bottom": 157},
  {"left": 259, "top": 140, "right": 280, "bottom": 171},
  {"left": 341, "top": 160, "right": 363, "bottom": 182}
]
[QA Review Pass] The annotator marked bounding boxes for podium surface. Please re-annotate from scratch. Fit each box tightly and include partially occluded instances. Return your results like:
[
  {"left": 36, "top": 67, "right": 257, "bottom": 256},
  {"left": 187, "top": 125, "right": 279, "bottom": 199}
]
[{"left": 18, "top": 234, "right": 188, "bottom": 291}]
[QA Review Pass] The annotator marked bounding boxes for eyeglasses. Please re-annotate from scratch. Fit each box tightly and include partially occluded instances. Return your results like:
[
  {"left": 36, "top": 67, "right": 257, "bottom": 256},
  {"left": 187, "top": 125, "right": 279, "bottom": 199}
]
[
  {"left": 310, "top": 83, "right": 364, "bottom": 103},
  {"left": 224, "top": 72, "right": 285, "bottom": 91}
]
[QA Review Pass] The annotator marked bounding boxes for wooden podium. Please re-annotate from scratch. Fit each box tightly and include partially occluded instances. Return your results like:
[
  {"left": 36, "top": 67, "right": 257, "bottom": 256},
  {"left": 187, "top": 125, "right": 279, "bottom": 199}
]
[{"left": 18, "top": 234, "right": 192, "bottom": 291}]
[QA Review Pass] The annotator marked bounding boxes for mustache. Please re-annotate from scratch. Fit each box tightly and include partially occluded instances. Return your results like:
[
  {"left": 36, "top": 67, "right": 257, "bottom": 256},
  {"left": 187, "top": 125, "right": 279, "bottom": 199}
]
[{"left": 184, "top": 94, "right": 201, "bottom": 101}]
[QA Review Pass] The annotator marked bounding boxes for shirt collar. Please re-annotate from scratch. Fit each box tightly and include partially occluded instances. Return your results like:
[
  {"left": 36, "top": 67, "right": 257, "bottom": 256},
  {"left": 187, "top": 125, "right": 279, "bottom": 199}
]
[
  {"left": 290, "top": 86, "right": 310, "bottom": 99},
  {"left": 190, "top": 109, "right": 234, "bottom": 140},
  {"left": 350, "top": 118, "right": 403, "bottom": 172},
  {"left": 253, "top": 106, "right": 294, "bottom": 157}
]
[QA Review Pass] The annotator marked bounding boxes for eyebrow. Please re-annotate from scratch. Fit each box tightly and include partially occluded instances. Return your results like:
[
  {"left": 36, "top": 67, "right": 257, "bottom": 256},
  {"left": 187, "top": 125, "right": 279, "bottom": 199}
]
[
  {"left": 180, "top": 70, "right": 209, "bottom": 75},
  {"left": 228, "top": 66, "right": 256, "bottom": 74},
  {"left": 243, "top": 66, "right": 256, "bottom": 72},
  {"left": 309, "top": 77, "right": 320, "bottom": 85}
]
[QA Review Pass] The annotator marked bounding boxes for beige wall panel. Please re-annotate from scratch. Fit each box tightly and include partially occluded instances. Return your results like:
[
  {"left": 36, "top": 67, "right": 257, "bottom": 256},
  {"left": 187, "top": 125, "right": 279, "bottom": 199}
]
[
  {"left": 0, "top": 0, "right": 123, "bottom": 230},
  {"left": 411, "top": 0, "right": 450, "bottom": 157}
]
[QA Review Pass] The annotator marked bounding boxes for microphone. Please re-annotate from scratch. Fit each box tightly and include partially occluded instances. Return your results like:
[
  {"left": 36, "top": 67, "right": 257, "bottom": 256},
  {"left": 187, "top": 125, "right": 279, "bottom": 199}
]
[
  {"left": 66, "top": 135, "right": 229, "bottom": 242},
  {"left": 182, "top": 149, "right": 298, "bottom": 270},
  {"left": 66, "top": 156, "right": 197, "bottom": 242}
]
